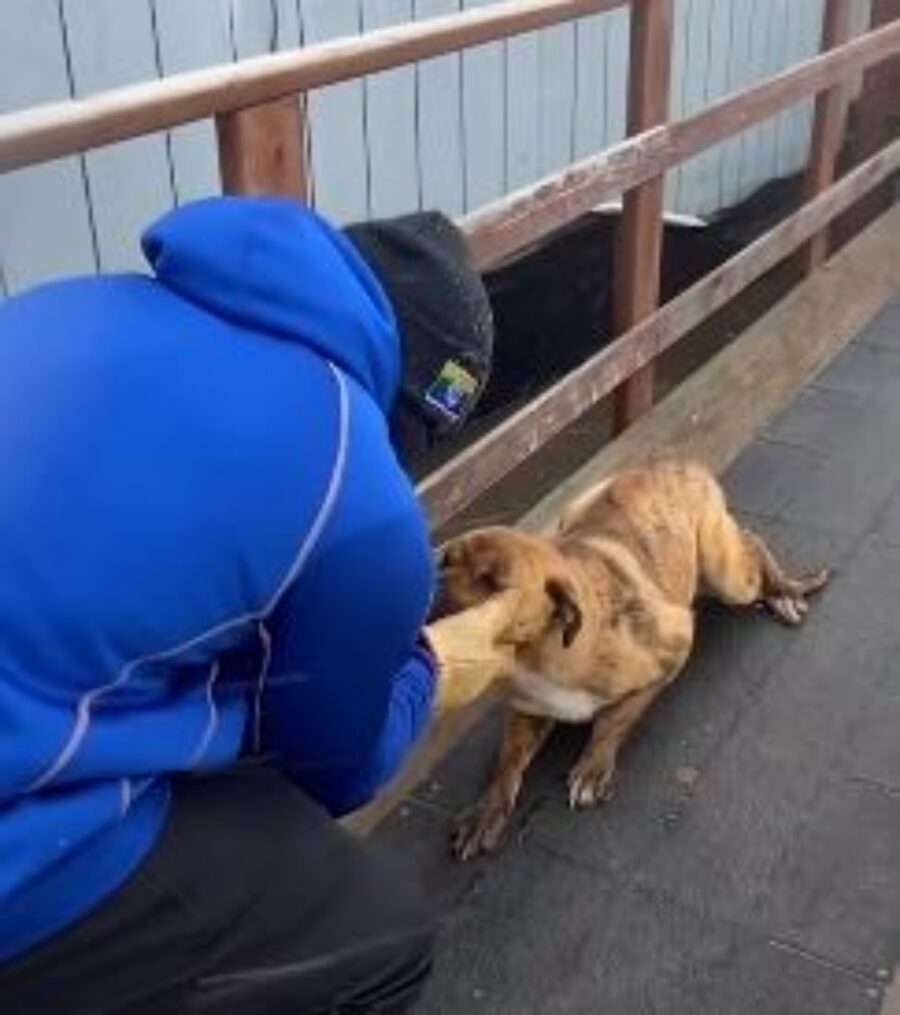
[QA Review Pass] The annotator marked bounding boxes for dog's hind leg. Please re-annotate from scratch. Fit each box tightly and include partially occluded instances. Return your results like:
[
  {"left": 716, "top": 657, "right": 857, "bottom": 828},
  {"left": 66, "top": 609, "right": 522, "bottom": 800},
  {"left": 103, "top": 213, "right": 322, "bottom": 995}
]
[
  {"left": 697, "top": 483, "right": 829, "bottom": 625},
  {"left": 452, "top": 711, "right": 554, "bottom": 861},
  {"left": 567, "top": 683, "right": 667, "bottom": 809}
]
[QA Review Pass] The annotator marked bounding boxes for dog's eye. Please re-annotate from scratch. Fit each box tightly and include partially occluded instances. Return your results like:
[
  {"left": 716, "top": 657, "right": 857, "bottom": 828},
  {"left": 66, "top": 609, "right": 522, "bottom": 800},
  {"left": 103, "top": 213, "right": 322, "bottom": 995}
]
[
  {"left": 437, "top": 544, "right": 461, "bottom": 569},
  {"left": 476, "top": 570, "right": 501, "bottom": 594}
]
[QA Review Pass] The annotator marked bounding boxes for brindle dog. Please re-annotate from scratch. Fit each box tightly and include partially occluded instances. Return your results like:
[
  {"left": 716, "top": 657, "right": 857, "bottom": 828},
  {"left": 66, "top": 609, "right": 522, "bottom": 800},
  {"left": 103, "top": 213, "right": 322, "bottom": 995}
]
[{"left": 436, "top": 459, "right": 829, "bottom": 860}]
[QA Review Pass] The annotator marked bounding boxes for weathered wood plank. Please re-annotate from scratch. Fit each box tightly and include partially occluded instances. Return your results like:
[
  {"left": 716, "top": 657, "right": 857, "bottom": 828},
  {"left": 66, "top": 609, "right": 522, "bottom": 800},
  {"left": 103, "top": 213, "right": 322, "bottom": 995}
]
[
  {"left": 462, "top": 16, "right": 900, "bottom": 270},
  {"left": 422, "top": 135, "right": 900, "bottom": 528},
  {"left": 612, "top": 0, "right": 673, "bottom": 430}
]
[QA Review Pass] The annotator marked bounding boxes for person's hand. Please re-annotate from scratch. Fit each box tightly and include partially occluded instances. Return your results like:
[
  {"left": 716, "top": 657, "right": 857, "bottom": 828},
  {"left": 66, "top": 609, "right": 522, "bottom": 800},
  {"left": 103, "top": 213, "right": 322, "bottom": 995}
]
[{"left": 423, "top": 590, "right": 523, "bottom": 715}]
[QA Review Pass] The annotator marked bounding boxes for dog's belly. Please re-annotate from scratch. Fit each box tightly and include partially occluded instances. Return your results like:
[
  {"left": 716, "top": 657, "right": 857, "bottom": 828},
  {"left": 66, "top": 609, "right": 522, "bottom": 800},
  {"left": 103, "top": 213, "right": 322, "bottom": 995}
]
[{"left": 511, "top": 668, "right": 609, "bottom": 723}]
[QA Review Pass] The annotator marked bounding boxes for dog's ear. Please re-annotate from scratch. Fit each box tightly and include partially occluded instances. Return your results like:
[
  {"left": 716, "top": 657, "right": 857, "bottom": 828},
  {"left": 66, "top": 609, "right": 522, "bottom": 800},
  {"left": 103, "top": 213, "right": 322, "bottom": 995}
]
[{"left": 545, "top": 577, "right": 582, "bottom": 648}]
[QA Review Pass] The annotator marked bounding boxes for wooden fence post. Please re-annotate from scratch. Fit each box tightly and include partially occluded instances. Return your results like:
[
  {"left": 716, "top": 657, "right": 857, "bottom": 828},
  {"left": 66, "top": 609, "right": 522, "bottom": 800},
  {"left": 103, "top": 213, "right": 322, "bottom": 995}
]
[
  {"left": 799, "top": 0, "right": 854, "bottom": 272},
  {"left": 611, "top": 0, "right": 673, "bottom": 432},
  {"left": 836, "top": 0, "right": 900, "bottom": 244},
  {"left": 215, "top": 95, "right": 312, "bottom": 200}
]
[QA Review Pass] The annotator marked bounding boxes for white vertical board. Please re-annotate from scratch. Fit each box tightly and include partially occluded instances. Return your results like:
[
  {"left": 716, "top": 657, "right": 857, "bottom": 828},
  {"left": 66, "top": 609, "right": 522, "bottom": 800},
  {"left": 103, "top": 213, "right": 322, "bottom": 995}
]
[
  {"left": 699, "top": 0, "right": 735, "bottom": 214},
  {"left": 738, "top": 0, "right": 777, "bottom": 198},
  {"left": 718, "top": 0, "right": 755, "bottom": 208},
  {"left": 229, "top": 0, "right": 302, "bottom": 57},
  {"left": 603, "top": 5, "right": 629, "bottom": 147},
  {"left": 363, "top": 0, "right": 420, "bottom": 217},
  {"left": 758, "top": 0, "right": 784, "bottom": 191},
  {"left": 777, "top": 1, "right": 822, "bottom": 181},
  {"left": 506, "top": 27, "right": 540, "bottom": 190},
  {"left": 573, "top": 13, "right": 609, "bottom": 161},
  {"left": 0, "top": 0, "right": 97, "bottom": 293},
  {"left": 151, "top": 0, "right": 232, "bottom": 205},
  {"left": 62, "top": 0, "right": 175, "bottom": 273},
  {"left": 665, "top": 0, "right": 690, "bottom": 208},
  {"left": 414, "top": 0, "right": 465, "bottom": 214},
  {"left": 302, "top": 0, "right": 369, "bottom": 223},
  {"left": 461, "top": 0, "right": 507, "bottom": 211},
  {"left": 764, "top": 0, "right": 791, "bottom": 180},
  {"left": 675, "top": 0, "right": 715, "bottom": 212},
  {"left": 537, "top": 22, "right": 577, "bottom": 176},
  {"left": 418, "top": 0, "right": 468, "bottom": 214}
]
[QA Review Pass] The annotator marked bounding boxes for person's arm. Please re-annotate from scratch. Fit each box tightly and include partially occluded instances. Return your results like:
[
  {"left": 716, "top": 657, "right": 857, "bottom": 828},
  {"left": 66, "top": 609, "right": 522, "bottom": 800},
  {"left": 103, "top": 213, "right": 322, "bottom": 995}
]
[
  {"left": 250, "top": 397, "right": 437, "bottom": 816},
  {"left": 326, "top": 635, "right": 437, "bottom": 812},
  {"left": 253, "top": 614, "right": 437, "bottom": 815}
]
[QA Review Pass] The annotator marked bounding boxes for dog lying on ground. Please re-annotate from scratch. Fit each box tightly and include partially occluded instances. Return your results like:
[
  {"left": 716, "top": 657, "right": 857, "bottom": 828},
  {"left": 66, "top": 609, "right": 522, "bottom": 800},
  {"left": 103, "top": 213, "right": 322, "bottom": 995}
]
[{"left": 435, "top": 459, "right": 829, "bottom": 860}]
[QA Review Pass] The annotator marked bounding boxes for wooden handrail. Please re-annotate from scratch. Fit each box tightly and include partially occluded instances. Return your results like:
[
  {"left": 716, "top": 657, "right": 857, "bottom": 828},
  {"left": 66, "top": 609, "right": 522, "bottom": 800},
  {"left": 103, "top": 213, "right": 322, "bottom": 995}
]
[
  {"left": 0, "top": 0, "right": 623, "bottom": 174},
  {"left": 463, "top": 16, "right": 900, "bottom": 269},
  {"left": 421, "top": 135, "right": 900, "bottom": 528}
]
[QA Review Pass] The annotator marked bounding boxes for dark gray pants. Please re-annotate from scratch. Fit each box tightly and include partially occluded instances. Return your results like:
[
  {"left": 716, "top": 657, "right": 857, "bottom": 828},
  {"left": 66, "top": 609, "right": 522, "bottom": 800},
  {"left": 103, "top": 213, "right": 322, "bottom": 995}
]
[{"left": 0, "top": 767, "right": 434, "bottom": 1014}]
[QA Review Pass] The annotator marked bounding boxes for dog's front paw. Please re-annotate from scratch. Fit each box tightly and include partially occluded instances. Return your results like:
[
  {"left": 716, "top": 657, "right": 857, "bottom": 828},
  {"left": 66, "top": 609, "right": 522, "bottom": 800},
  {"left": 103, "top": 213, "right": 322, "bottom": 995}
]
[
  {"left": 567, "top": 756, "right": 617, "bottom": 810},
  {"left": 451, "top": 796, "right": 514, "bottom": 861}
]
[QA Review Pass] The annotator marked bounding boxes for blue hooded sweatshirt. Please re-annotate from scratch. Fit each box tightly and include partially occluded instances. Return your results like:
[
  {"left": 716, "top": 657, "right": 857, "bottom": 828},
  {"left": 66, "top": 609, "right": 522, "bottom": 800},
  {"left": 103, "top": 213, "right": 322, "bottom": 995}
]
[{"left": 0, "top": 196, "right": 436, "bottom": 962}]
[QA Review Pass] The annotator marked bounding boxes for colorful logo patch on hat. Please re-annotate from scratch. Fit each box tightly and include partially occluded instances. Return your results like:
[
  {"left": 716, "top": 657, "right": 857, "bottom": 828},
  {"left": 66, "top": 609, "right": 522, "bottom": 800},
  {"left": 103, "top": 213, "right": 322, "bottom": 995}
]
[{"left": 424, "top": 360, "right": 479, "bottom": 422}]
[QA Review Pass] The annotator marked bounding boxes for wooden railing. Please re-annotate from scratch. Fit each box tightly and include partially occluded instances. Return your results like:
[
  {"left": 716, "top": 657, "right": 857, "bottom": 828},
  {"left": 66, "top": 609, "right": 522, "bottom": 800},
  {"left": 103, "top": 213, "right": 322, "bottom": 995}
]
[{"left": 1, "top": 0, "right": 899, "bottom": 534}]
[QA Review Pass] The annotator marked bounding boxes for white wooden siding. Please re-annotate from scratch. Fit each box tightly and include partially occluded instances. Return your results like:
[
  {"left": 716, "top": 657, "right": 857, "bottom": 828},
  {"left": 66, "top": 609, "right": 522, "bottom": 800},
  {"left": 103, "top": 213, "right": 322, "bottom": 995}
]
[{"left": 0, "top": 0, "right": 873, "bottom": 295}]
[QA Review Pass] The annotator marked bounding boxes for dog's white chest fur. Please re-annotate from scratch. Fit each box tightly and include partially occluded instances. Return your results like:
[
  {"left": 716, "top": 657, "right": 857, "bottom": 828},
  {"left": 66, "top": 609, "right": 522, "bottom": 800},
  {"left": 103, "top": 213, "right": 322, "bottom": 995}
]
[{"left": 511, "top": 668, "right": 609, "bottom": 723}]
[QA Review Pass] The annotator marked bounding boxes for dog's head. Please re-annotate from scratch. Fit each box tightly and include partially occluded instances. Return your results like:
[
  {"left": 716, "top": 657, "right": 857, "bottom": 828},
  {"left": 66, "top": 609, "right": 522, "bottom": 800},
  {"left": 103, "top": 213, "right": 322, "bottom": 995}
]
[{"left": 434, "top": 528, "right": 583, "bottom": 650}]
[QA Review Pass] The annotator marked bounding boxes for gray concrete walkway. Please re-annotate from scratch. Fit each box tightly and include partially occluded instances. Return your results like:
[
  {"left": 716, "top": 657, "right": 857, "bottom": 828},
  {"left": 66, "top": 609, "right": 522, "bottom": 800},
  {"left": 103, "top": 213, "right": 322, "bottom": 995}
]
[{"left": 378, "top": 298, "right": 900, "bottom": 1014}]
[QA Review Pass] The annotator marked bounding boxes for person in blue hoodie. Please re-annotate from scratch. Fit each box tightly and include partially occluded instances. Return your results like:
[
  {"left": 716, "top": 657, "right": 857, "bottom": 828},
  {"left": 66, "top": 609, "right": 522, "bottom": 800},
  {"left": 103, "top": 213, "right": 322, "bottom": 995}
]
[{"left": 0, "top": 196, "right": 493, "bottom": 1013}]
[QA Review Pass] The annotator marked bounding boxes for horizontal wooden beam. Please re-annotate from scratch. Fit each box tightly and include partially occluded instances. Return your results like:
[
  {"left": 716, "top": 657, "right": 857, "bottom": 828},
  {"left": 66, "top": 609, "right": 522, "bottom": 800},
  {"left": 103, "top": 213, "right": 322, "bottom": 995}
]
[
  {"left": 419, "top": 134, "right": 900, "bottom": 529},
  {"left": 464, "top": 16, "right": 900, "bottom": 269},
  {"left": 0, "top": 0, "right": 623, "bottom": 173}
]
